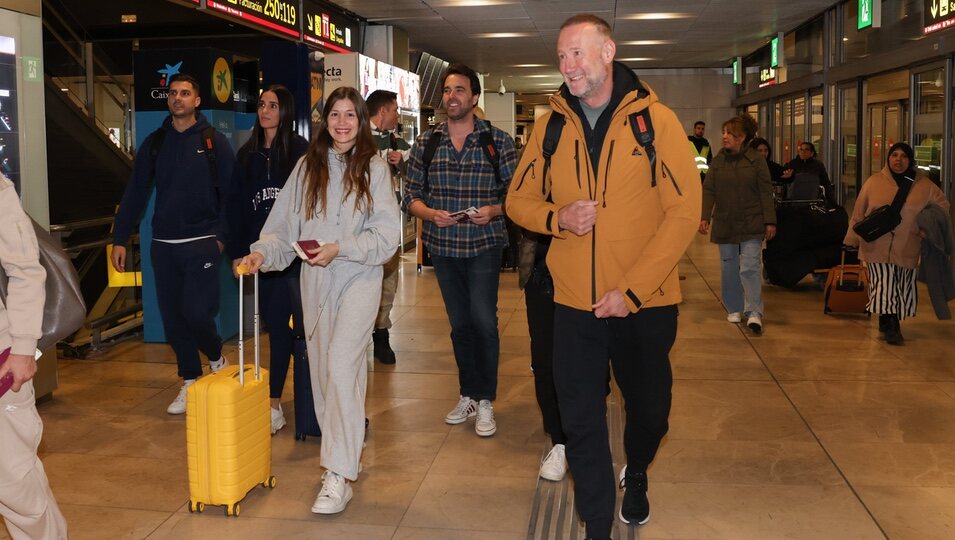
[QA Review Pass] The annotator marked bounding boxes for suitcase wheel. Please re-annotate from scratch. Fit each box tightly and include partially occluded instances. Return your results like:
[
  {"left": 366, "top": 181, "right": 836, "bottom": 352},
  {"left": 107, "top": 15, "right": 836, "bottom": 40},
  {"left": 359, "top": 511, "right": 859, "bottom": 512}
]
[
  {"left": 188, "top": 501, "right": 204, "bottom": 513},
  {"left": 262, "top": 475, "right": 277, "bottom": 489},
  {"left": 226, "top": 503, "right": 240, "bottom": 517}
]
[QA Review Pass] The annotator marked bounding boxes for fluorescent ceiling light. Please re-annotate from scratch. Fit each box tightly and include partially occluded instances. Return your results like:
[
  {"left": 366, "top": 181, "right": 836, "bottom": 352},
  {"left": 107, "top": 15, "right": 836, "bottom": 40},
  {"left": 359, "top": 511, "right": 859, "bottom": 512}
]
[
  {"left": 621, "top": 40, "right": 674, "bottom": 45},
  {"left": 618, "top": 57, "right": 658, "bottom": 62},
  {"left": 471, "top": 32, "right": 535, "bottom": 38},
  {"left": 522, "top": 74, "right": 561, "bottom": 78},
  {"left": 439, "top": 0, "right": 515, "bottom": 5},
  {"left": 621, "top": 13, "right": 692, "bottom": 20},
  {"left": 513, "top": 63, "right": 548, "bottom": 68}
]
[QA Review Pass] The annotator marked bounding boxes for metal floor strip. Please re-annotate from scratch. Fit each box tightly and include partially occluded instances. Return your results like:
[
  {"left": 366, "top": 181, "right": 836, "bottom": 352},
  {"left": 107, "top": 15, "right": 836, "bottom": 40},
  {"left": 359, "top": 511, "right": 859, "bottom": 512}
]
[{"left": 527, "top": 381, "right": 640, "bottom": 539}]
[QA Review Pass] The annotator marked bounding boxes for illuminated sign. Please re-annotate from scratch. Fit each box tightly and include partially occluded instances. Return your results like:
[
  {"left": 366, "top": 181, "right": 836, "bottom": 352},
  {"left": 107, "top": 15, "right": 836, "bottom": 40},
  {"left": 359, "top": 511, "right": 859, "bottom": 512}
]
[
  {"left": 770, "top": 36, "right": 780, "bottom": 67},
  {"left": 302, "top": 0, "right": 359, "bottom": 53},
  {"left": 732, "top": 57, "right": 741, "bottom": 85},
  {"left": 759, "top": 67, "right": 776, "bottom": 88},
  {"left": 858, "top": 0, "right": 881, "bottom": 29},
  {"left": 924, "top": 0, "right": 955, "bottom": 34},
  {"left": 206, "top": 0, "right": 300, "bottom": 39}
]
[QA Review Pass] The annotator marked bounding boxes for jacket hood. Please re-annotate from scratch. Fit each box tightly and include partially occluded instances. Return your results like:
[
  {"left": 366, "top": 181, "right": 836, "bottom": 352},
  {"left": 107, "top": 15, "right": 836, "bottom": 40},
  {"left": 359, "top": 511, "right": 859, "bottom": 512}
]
[
  {"left": 551, "top": 61, "right": 655, "bottom": 118},
  {"left": 717, "top": 145, "right": 760, "bottom": 163},
  {"left": 161, "top": 111, "right": 211, "bottom": 134}
]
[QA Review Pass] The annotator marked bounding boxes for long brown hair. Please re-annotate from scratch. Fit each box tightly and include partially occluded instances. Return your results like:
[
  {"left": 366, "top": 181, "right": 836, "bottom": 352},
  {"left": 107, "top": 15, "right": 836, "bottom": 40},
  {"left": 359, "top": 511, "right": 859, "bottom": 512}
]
[{"left": 301, "top": 86, "right": 376, "bottom": 219}]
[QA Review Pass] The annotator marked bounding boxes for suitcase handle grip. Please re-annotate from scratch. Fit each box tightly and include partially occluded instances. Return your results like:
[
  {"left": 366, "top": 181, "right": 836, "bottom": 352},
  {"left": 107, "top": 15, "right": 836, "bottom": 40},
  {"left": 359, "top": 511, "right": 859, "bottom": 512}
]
[{"left": 237, "top": 272, "right": 261, "bottom": 386}]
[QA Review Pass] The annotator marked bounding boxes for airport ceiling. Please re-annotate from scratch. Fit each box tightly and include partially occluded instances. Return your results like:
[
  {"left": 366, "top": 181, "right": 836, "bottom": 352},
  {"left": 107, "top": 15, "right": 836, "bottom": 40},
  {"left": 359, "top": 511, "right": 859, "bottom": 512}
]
[{"left": 51, "top": 0, "right": 839, "bottom": 94}]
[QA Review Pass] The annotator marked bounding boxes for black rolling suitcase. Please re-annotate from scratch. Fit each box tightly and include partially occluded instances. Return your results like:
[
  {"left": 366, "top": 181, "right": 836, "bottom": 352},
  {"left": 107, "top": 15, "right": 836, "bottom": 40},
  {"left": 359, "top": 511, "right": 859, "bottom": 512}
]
[{"left": 292, "top": 345, "right": 322, "bottom": 441}]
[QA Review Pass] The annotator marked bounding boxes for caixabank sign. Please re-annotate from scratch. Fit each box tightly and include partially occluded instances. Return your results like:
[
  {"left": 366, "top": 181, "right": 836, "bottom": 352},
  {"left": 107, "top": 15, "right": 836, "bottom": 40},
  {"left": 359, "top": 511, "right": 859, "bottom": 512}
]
[
  {"left": 133, "top": 49, "right": 234, "bottom": 112},
  {"left": 924, "top": 0, "right": 955, "bottom": 34}
]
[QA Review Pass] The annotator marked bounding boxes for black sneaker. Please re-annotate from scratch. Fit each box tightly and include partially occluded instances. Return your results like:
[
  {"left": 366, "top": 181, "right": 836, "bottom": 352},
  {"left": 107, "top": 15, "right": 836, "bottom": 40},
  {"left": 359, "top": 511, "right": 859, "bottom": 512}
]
[
  {"left": 878, "top": 315, "right": 892, "bottom": 333},
  {"left": 372, "top": 328, "right": 397, "bottom": 364},
  {"left": 618, "top": 465, "right": 650, "bottom": 525},
  {"left": 885, "top": 315, "right": 904, "bottom": 345}
]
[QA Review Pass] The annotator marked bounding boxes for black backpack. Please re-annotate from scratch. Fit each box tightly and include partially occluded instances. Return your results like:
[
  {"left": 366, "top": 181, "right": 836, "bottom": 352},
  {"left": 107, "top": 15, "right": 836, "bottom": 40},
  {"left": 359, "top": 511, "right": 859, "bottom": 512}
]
[
  {"left": 147, "top": 126, "right": 220, "bottom": 195},
  {"left": 420, "top": 121, "right": 502, "bottom": 193},
  {"left": 538, "top": 106, "right": 658, "bottom": 189}
]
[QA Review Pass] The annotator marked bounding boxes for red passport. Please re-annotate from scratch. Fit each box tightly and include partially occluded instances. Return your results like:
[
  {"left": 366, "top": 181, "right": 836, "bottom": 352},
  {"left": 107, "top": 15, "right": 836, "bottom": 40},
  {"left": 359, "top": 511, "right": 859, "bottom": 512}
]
[
  {"left": 293, "top": 239, "right": 326, "bottom": 260},
  {"left": 0, "top": 348, "right": 12, "bottom": 399}
]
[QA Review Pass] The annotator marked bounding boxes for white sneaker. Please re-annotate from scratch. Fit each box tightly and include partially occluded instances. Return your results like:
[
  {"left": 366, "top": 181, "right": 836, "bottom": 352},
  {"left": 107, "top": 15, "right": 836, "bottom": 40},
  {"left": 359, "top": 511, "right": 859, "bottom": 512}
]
[
  {"left": 726, "top": 312, "right": 742, "bottom": 323},
  {"left": 539, "top": 444, "right": 567, "bottom": 481},
  {"left": 209, "top": 356, "right": 229, "bottom": 373},
  {"left": 475, "top": 399, "right": 496, "bottom": 437},
  {"left": 270, "top": 405, "right": 286, "bottom": 435},
  {"left": 445, "top": 396, "right": 477, "bottom": 425},
  {"left": 311, "top": 471, "right": 352, "bottom": 514},
  {"left": 166, "top": 379, "right": 195, "bottom": 415},
  {"left": 747, "top": 315, "right": 763, "bottom": 335}
]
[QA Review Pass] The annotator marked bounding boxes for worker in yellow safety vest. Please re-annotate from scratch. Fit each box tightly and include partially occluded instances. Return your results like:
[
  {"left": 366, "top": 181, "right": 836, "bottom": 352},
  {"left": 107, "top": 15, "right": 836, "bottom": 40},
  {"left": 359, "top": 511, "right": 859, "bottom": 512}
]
[{"left": 688, "top": 120, "right": 711, "bottom": 182}]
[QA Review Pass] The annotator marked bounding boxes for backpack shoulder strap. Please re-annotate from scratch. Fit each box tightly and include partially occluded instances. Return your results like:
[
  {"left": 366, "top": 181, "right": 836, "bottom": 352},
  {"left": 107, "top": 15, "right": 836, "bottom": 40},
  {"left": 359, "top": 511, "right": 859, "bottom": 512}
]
[
  {"left": 540, "top": 112, "right": 565, "bottom": 195},
  {"left": 477, "top": 121, "right": 502, "bottom": 186},
  {"left": 148, "top": 128, "right": 167, "bottom": 188},
  {"left": 628, "top": 108, "right": 657, "bottom": 187},
  {"left": 420, "top": 129, "right": 443, "bottom": 193},
  {"left": 200, "top": 126, "right": 219, "bottom": 189}
]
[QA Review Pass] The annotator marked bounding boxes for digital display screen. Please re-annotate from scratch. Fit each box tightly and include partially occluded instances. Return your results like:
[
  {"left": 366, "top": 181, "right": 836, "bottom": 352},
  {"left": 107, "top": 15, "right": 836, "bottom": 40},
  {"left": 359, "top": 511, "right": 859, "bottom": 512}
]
[
  {"left": 207, "top": 0, "right": 300, "bottom": 39},
  {"left": 302, "top": 0, "right": 358, "bottom": 53},
  {"left": 0, "top": 37, "right": 20, "bottom": 189}
]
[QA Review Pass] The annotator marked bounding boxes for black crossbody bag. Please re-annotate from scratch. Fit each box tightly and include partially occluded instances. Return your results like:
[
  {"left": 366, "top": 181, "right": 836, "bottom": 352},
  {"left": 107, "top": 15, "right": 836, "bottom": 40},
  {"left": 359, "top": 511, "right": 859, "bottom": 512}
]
[{"left": 852, "top": 174, "right": 914, "bottom": 242}]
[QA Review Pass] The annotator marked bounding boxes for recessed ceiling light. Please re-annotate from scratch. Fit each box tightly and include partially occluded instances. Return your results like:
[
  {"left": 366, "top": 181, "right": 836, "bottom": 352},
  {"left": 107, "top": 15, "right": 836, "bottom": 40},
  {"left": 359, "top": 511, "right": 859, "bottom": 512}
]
[
  {"left": 121, "top": 14, "right": 137, "bottom": 23},
  {"left": 618, "top": 57, "right": 658, "bottom": 62},
  {"left": 522, "top": 74, "right": 561, "bottom": 78},
  {"left": 621, "top": 13, "right": 692, "bottom": 20},
  {"left": 440, "top": 0, "right": 515, "bottom": 5},
  {"left": 471, "top": 32, "right": 535, "bottom": 38},
  {"left": 513, "top": 63, "right": 549, "bottom": 68},
  {"left": 621, "top": 40, "right": 673, "bottom": 45}
]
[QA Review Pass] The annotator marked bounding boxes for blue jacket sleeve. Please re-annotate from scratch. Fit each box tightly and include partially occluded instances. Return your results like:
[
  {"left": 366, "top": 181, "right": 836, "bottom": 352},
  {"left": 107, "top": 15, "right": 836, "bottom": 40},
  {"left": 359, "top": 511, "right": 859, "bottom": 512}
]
[
  {"left": 113, "top": 134, "right": 157, "bottom": 246},
  {"left": 225, "top": 149, "right": 247, "bottom": 260},
  {"left": 214, "top": 132, "right": 237, "bottom": 247}
]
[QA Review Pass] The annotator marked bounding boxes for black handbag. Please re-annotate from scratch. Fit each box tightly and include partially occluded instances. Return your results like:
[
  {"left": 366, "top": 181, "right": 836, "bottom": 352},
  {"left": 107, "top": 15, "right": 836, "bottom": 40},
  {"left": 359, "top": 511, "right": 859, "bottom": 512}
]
[
  {"left": 852, "top": 174, "right": 914, "bottom": 242},
  {"left": 0, "top": 217, "right": 86, "bottom": 351}
]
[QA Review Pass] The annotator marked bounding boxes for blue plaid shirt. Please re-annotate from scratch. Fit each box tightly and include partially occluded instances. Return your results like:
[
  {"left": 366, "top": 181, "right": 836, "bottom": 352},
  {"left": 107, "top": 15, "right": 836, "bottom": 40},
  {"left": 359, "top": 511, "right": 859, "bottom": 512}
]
[{"left": 402, "top": 119, "right": 518, "bottom": 258}]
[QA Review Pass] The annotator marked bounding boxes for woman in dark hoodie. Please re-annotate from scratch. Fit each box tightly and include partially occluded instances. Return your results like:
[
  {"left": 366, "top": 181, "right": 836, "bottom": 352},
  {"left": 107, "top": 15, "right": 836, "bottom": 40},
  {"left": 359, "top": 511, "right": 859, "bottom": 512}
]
[
  {"left": 227, "top": 84, "right": 309, "bottom": 434},
  {"left": 782, "top": 141, "right": 837, "bottom": 205}
]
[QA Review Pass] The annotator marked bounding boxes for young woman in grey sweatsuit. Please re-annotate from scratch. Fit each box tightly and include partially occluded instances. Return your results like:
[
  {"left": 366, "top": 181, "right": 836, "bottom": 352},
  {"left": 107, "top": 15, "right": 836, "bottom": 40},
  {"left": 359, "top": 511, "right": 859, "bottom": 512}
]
[{"left": 240, "top": 87, "right": 400, "bottom": 515}]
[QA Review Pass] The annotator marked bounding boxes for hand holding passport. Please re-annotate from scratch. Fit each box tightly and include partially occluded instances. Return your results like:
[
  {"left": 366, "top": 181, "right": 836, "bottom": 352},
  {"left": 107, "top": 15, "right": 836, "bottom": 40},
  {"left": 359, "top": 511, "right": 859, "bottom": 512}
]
[{"left": 447, "top": 207, "right": 481, "bottom": 224}]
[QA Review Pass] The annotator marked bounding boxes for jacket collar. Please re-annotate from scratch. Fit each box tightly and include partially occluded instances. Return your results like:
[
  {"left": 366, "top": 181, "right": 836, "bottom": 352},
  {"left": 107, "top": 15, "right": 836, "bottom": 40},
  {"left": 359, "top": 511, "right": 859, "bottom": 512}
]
[{"left": 551, "top": 61, "right": 655, "bottom": 122}]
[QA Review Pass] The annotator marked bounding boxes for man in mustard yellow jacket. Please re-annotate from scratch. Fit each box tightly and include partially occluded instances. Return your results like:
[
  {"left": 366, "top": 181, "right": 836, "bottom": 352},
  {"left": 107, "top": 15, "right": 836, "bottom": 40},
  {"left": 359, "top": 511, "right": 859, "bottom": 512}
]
[{"left": 505, "top": 14, "right": 701, "bottom": 539}]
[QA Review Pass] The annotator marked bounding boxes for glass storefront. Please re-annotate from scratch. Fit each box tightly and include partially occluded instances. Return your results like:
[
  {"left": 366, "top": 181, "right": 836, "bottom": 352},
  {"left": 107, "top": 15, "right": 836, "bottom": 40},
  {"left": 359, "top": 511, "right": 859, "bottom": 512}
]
[
  {"left": 914, "top": 66, "right": 944, "bottom": 186},
  {"left": 840, "top": 84, "right": 860, "bottom": 202}
]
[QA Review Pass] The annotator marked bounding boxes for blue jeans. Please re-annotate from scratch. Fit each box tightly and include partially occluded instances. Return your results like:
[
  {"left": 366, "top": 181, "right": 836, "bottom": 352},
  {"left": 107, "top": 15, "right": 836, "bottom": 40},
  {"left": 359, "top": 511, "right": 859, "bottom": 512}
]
[
  {"left": 431, "top": 249, "right": 502, "bottom": 401},
  {"left": 718, "top": 240, "right": 764, "bottom": 318}
]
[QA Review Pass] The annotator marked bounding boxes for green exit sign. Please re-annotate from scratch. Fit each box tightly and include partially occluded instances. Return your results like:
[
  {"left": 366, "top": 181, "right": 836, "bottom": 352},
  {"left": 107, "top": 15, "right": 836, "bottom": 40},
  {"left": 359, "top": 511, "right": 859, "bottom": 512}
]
[
  {"left": 732, "top": 58, "right": 741, "bottom": 85},
  {"left": 770, "top": 37, "right": 779, "bottom": 67},
  {"left": 858, "top": 0, "right": 881, "bottom": 30}
]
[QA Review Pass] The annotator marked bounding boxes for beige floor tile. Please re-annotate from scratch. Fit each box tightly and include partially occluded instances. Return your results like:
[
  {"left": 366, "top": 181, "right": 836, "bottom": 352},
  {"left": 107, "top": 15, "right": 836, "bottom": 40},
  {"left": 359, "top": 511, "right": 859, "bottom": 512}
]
[
  {"left": 56, "top": 360, "right": 180, "bottom": 388},
  {"left": 361, "top": 430, "right": 448, "bottom": 474},
  {"left": 637, "top": 483, "right": 884, "bottom": 540},
  {"left": 366, "top": 372, "right": 460, "bottom": 400},
  {"left": 401, "top": 473, "right": 535, "bottom": 532},
  {"left": 429, "top": 412, "right": 545, "bottom": 479},
  {"left": 670, "top": 350, "right": 772, "bottom": 381},
  {"left": 35, "top": 412, "right": 102, "bottom": 455},
  {"left": 57, "top": 503, "right": 171, "bottom": 540},
  {"left": 371, "top": 351, "right": 458, "bottom": 375},
  {"left": 651, "top": 440, "right": 844, "bottom": 485},
  {"left": 236, "top": 464, "right": 425, "bottom": 527},
  {"left": 36, "top": 381, "right": 165, "bottom": 417},
  {"left": 389, "top": 333, "right": 453, "bottom": 353},
  {"left": 146, "top": 514, "right": 395, "bottom": 539},
  {"left": 855, "top": 486, "right": 955, "bottom": 540},
  {"left": 390, "top": 316, "right": 451, "bottom": 335},
  {"left": 782, "top": 380, "right": 955, "bottom": 409},
  {"left": 42, "top": 453, "right": 187, "bottom": 512},
  {"left": 60, "top": 414, "right": 188, "bottom": 460},
  {"left": 826, "top": 442, "right": 955, "bottom": 487},
  {"left": 393, "top": 528, "right": 525, "bottom": 539},
  {"left": 795, "top": 405, "right": 955, "bottom": 444},
  {"left": 761, "top": 354, "right": 926, "bottom": 382},
  {"left": 365, "top": 397, "right": 456, "bottom": 433}
]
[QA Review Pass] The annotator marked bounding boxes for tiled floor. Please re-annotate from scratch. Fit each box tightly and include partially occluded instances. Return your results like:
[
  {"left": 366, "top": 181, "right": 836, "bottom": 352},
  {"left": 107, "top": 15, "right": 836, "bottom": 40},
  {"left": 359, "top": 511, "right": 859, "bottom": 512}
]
[{"left": 4, "top": 233, "right": 955, "bottom": 539}]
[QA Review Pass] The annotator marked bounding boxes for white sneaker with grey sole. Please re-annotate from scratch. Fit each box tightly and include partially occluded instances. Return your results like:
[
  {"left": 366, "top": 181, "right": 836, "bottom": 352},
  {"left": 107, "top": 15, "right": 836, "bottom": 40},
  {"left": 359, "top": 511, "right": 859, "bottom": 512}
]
[{"left": 166, "top": 379, "right": 195, "bottom": 415}]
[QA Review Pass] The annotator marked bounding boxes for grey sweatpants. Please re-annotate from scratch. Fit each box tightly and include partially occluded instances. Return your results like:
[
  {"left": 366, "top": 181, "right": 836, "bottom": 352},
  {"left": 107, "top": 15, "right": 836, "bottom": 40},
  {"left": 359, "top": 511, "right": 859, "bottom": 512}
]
[
  {"left": 0, "top": 381, "right": 68, "bottom": 540},
  {"left": 307, "top": 275, "right": 382, "bottom": 481}
]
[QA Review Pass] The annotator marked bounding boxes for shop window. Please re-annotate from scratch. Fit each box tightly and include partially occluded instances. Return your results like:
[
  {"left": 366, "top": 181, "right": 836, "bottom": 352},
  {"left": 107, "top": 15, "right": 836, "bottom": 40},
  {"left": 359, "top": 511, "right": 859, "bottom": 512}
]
[{"left": 914, "top": 68, "right": 944, "bottom": 187}]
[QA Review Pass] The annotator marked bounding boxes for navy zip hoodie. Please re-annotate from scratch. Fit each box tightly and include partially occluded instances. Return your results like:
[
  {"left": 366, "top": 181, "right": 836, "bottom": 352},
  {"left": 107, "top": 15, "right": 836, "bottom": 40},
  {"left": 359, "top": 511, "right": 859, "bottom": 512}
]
[
  {"left": 113, "top": 112, "right": 236, "bottom": 246},
  {"left": 226, "top": 134, "right": 309, "bottom": 259}
]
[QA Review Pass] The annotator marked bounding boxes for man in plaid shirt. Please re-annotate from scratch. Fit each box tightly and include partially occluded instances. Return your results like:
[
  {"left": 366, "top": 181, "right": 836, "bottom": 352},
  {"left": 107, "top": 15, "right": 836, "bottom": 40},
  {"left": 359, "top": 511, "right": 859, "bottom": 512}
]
[{"left": 402, "top": 64, "right": 518, "bottom": 437}]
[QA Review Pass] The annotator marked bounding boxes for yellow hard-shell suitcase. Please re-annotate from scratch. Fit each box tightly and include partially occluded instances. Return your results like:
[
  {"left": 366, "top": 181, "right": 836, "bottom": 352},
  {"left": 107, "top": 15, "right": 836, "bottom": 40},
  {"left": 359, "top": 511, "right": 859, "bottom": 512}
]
[{"left": 186, "top": 272, "right": 275, "bottom": 516}]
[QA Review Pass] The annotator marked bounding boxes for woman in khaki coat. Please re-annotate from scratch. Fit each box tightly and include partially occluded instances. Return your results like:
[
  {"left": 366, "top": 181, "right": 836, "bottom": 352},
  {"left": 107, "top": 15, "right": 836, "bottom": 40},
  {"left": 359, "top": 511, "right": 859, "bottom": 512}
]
[{"left": 844, "top": 142, "right": 949, "bottom": 344}]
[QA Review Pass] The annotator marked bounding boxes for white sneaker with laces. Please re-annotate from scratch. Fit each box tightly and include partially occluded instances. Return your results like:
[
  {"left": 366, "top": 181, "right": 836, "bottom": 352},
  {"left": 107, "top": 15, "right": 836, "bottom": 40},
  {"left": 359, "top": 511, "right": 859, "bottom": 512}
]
[
  {"left": 166, "top": 379, "right": 195, "bottom": 415},
  {"left": 539, "top": 444, "right": 567, "bottom": 481},
  {"left": 209, "top": 356, "right": 229, "bottom": 373},
  {"left": 270, "top": 405, "right": 286, "bottom": 435},
  {"left": 311, "top": 471, "right": 352, "bottom": 514},
  {"left": 475, "top": 399, "right": 496, "bottom": 437},
  {"left": 445, "top": 395, "right": 477, "bottom": 425},
  {"left": 726, "top": 312, "right": 742, "bottom": 323}
]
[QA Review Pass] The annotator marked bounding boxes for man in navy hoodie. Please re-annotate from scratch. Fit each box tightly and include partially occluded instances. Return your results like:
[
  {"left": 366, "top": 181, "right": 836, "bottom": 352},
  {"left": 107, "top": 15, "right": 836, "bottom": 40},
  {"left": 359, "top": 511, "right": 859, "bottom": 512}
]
[{"left": 111, "top": 73, "right": 237, "bottom": 414}]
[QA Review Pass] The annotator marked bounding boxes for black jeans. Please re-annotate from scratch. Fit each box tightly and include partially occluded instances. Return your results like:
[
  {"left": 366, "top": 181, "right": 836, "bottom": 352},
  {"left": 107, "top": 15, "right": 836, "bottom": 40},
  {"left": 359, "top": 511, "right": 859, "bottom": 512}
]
[
  {"left": 553, "top": 303, "right": 678, "bottom": 539},
  {"left": 259, "top": 266, "right": 305, "bottom": 399},
  {"left": 431, "top": 249, "right": 502, "bottom": 401},
  {"left": 524, "top": 273, "right": 565, "bottom": 445},
  {"left": 151, "top": 238, "right": 223, "bottom": 380}
]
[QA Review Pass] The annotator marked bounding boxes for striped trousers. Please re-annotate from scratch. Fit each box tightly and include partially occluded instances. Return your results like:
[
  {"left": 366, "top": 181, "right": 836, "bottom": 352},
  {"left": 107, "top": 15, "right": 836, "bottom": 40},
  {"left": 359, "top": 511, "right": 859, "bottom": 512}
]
[{"left": 866, "top": 262, "right": 917, "bottom": 319}]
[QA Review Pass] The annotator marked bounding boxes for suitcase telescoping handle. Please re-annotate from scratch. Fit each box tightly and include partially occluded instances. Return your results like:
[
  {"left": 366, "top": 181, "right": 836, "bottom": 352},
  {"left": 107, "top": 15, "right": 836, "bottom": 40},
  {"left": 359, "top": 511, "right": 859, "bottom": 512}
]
[
  {"left": 839, "top": 245, "right": 858, "bottom": 288},
  {"left": 237, "top": 271, "right": 261, "bottom": 386}
]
